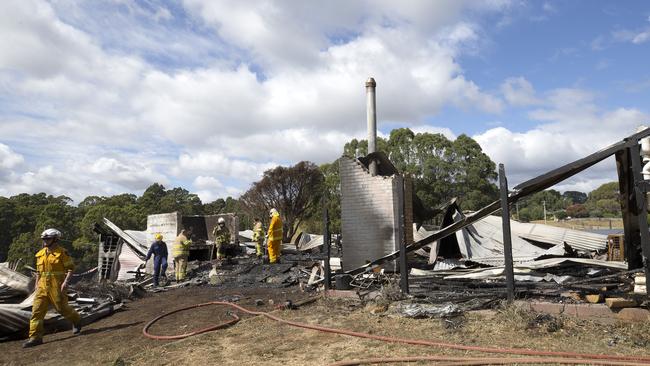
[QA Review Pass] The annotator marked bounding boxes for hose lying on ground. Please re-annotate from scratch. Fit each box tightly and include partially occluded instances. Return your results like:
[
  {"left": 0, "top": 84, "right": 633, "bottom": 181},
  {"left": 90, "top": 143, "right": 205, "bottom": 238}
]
[
  {"left": 328, "top": 356, "right": 650, "bottom": 366},
  {"left": 142, "top": 301, "right": 650, "bottom": 364},
  {"left": 143, "top": 302, "right": 240, "bottom": 340}
]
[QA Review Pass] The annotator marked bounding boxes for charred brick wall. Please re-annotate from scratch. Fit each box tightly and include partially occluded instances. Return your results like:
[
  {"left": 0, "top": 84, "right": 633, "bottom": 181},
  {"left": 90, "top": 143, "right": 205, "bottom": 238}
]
[{"left": 340, "top": 156, "right": 412, "bottom": 271}]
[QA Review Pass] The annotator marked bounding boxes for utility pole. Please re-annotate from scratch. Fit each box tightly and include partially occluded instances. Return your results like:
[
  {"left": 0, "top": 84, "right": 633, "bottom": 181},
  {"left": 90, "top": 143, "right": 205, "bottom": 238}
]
[
  {"left": 543, "top": 200, "right": 547, "bottom": 224},
  {"left": 516, "top": 202, "right": 519, "bottom": 220}
]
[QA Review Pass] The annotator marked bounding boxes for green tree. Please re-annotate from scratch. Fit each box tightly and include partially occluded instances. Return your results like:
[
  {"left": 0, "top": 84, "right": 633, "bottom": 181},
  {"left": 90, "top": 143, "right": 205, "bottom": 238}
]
[
  {"left": 342, "top": 128, "right": 498, "bottom": 211},
  {"left": 138, "top": 183, "right": 166, "bottom": 213},
  {"left": 240, "top": 161, "right": 324, "bottom": 242},
  {"left": 447, "top": 134, "right": 498, "bottom": 209},
  {"left": 563, "top": 191, "right": 587, "bottom": 204},
  {"left": 204, "top": 198, "right": 226, "bottom": 215},
  {"left": 158, "top": 187, "right": 203, "bottom": 215},
  {"left": 7, "top": 232, "right": 40, "bottom": 269},
  {"left": 585, "top": 182, "right": 621, "bottom": 217},
  {"left": 5, "top": 193, "right": 77, "bottom": 267},
  {"left": 515, "top": 189, "right": 566, "bottom": 221},
  {"left": 298, "top": 161, "right": 342, "bottom": 234},
  {"left": 343, "top": 137, "right": 390, "bottom": 157},
  {"left": 0, "top": 197, "right": 15, "bottom": 261},
  {"left": 566, "top": 203, "right": 589, "bottom": 218}
]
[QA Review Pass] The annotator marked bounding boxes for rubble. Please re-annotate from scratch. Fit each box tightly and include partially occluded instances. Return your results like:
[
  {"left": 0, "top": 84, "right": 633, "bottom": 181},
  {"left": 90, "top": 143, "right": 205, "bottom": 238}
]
[
  {"left": 0, "top": 268, "right": 135, "bottom": 340},
  {"left": 0, "top": 263, "right": 32, "bottom": 303},
  {"left": 396, "top": 303, "right": 462, "bottom": 319}
]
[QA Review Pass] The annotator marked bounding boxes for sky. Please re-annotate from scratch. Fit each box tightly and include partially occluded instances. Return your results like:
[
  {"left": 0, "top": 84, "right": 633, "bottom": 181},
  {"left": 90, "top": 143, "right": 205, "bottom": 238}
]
[{"left": 0, "top": 0, "right": 649, "bottom": 204}]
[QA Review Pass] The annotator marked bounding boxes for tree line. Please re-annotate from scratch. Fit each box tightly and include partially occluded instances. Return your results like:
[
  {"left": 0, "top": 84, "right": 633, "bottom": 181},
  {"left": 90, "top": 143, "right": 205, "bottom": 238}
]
[
  {"left": 514, "top": 182, "right": 622, "bottom": 222},
  {"left": 0, "top": 128, "right": 621, "bottom": 272}
]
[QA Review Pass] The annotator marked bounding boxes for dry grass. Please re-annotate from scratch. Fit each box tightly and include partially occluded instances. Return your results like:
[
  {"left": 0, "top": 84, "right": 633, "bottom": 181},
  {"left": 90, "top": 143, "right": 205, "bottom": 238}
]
[
  {"left": 123, "top": 298, "right": 650, "bottom": 366},
  {"left": 531, "top": 218, "right": 623, "bottom": 230}
]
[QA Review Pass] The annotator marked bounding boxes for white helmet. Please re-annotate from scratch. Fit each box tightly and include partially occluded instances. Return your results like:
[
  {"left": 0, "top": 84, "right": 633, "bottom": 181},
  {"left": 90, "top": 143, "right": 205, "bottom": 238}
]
[
  {"left": 41, "top": 228, "right": 62, "bottom": 239},
  {"left": 269, "top": 208, "right": 278, "bottom": 217},
  {"left": 217, "top": 217, "right": 226, "bottom": 224}
]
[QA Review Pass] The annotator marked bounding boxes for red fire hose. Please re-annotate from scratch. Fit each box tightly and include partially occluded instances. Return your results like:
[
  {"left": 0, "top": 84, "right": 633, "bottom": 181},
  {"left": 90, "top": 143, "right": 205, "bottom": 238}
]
[
  {"left": 143, "top": 301, "right": 650, "bottom": 365},
  {"left": 143, "top": 302, "right": 240, "bottom": 340},
  {"left": 329, "top": 356, "right": 650, "bottom": 366}
]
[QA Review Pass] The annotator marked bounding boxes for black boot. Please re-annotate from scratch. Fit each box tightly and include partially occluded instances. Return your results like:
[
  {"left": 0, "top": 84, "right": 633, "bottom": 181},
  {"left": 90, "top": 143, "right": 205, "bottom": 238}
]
[
  {"left": 22, "top": 338, "right": 43, "bottom": 348},
  {"left": 72, "top": 322, "right": 82, "bottom": 335}
]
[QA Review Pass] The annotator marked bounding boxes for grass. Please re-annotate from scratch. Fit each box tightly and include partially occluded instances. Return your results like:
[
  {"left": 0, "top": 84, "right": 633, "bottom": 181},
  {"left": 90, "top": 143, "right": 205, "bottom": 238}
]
[
  {"left": 122, "top": 298, "right": 650, "bottom": 366},
  {"left": 531, "top": 218, "right": 623, "bottom": 230}
]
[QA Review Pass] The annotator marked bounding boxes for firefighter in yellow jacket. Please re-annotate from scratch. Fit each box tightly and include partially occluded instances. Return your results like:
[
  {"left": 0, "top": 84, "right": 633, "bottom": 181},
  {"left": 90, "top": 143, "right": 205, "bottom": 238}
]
[
  {"left": 23, "top": 228, "right": 81, "bottom": 348},
  {"left": 267, "top": 208, "right": 283, "bottom": 264},
  {"left": 251, "top": 217, "right": 264, "bottom": 258},
  {"left": 172, "top": 229, "right": 192, "bottom": 282},
  {"left": 212, "top": 217, "right": 230, "bottom": 260}
]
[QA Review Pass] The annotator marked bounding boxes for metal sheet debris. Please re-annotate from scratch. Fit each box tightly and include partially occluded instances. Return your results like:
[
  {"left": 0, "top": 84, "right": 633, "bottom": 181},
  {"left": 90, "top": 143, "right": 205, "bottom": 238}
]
[
  {"left": 396, "top": 303, "right": 462, "bottom": 318},
  {"left": 0, "top": 264, "right": 32, "bottom": 301}
]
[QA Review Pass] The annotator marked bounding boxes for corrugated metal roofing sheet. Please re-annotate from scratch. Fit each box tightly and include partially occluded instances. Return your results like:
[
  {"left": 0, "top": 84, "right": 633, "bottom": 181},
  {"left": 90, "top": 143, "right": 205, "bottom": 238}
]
[
  {"left": 443, "top": 257, "right": 628, "bottom": 280},
  {"left": 102, "top": 218, "right": 148, "bottom": 257},
  {"left": 296, "top": 233, "right": 323, "bottom": 251},
  {"left": 0, "top": 265, "right": 30, "bottom": 296},
  {"left": 0, "top": 306, "right": 31, "bottom": 334},
  {"left": 449, "top": 214, "right": 607, "bottom": 267},
  {"left": 117, "top": 241, "right": 145, "bottom": 281},
  {"left": 480, "top": 216, "right": 608, "bottom": 252},
  {"left": 454, "top": 214, "right": 554, "bottom": 266}
]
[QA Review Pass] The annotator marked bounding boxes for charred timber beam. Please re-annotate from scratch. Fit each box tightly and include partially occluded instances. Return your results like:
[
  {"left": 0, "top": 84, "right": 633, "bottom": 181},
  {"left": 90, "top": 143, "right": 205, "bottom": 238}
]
[
  {"left": 499, "top": 164, "right": 516, "bottom": 303},
  {"left": 629, "top": 143, "right": 650, "bottom": 297}
]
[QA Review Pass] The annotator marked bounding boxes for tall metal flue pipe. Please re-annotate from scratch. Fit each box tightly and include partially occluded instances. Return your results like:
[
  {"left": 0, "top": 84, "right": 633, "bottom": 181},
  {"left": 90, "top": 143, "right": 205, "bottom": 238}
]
[{"left": 366, "top": 77, "right": 378, "bottom": 176}]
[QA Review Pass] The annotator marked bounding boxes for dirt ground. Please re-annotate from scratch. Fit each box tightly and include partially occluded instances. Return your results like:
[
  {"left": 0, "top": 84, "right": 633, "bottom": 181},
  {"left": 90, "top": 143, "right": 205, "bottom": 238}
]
[
  {"left": 2, "top": 285, "right": 650, "bottom": 366},
  {"left": 0, "top": 285, "right": 311, "bottom": 366}
]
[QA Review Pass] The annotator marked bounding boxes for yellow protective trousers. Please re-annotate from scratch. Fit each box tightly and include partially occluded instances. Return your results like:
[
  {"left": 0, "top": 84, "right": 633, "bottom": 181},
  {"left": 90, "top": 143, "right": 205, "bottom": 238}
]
[
  {"left": 28, "top": 283, "right": 80, "bottom": 340},
  {"left": 255, "top": 240, "right": 264, "bottom": 257},
  {"left": 268, "top": 240, "right": 281, "bottom": 263},
  {"left": 174, "top": 257, "right": 188, "bottom": 281},
  {"left": 215, "top": 242, "right": 223, "bottom": 259}
]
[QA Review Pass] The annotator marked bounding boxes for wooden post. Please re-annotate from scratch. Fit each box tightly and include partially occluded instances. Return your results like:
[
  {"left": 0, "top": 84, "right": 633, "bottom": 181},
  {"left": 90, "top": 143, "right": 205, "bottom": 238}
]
[
  {"left": 323, "top": 206, "right": 331, "bottom": 290},
  {"left": 628, "top": 144, "right": 650, "bottom": 296},
  {"left": 615, "top": 148, "right": 643, "bottom": 269},
  {"left": 398, "top": 179, "right": 409, "bottom": 294},
  {"left": 499, "top": 164, "right": 515, "bottom": 302}
]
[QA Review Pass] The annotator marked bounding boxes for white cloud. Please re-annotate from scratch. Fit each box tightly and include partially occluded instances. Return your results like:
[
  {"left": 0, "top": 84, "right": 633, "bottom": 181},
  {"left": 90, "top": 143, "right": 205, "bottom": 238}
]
[
  {"left": 632, "top": 30, "right": 650, "bottom": 44},
  {"left": 193, "top": 176, "right": 224, "bottom": 190},
  {"left": 0, "top": 143, "right": 24, "bottom": 169},
  {"left": 192, "top": 175, "right": 235, "bottom": 202},
  {"left": 591, "top": 35, "right": 606, "bottom": 51},
  {"left": 0, "top": 153, "right": 168, "bottom": 201},
  {"left": 181, "top": 0, "right": 509, "bottom": 71},
  {"left": 87, "top": 157, "right": 167, "bottom": 190},
  {"left": 475, "top": 85, "right": 649, "bottom": 190},
  {"left": 175, "top": 152, "right": 277, "bottom": 184},
  {"left": 14, "top": 0, "right": 639, "bottom": 203},
  {"left": 612, "top": 28, "right": 650, "bottom": 45},
  {"left": 542, "top": 2, "right": 556, "bottom": 13},
  {"left": 500, "top": 77, "right": 541, "bottom": 106}
]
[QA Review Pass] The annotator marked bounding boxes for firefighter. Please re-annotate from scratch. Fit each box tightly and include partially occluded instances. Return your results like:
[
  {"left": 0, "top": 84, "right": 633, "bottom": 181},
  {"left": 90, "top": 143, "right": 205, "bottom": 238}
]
[
  {"left": 267, "top": 208, "right": 283, "bottom": 264},
  {"left": 23, "top": 228, "right": 81, "bottom": 348},
  {"left": 212, "top": 217, "right": 230, "bottom": 260},
  {"left": 252, "top": 217, "right": 264, "bottom": 258},
  {"left": 172, "top": 229, "right": 192, "bottom": 282},
  {"left": 143, "top": 233, "right": 168, "bottom": 287}
]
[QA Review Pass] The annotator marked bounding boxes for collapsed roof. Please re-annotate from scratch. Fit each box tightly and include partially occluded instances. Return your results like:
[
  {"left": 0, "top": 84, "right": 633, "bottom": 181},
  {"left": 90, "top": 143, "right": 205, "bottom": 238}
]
[
  {"left": 420, "top": 204, "right": 609, "bottom": 267},
  {"left": 345, "top": 127, "right": 650, "bottom": 276}
]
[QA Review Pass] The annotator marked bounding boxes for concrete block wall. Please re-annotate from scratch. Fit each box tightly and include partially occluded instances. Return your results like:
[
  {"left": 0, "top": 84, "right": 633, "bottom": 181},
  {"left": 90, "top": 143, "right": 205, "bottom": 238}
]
[{"left": 341, "top": 156, "right": 409, "bottom": 271}]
